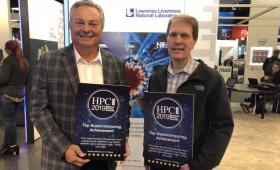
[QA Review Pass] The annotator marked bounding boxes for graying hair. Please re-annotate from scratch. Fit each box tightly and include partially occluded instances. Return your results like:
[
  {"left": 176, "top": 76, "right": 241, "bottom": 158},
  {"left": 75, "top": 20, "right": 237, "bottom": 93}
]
[{"left": 70, "top": 0, "right": 105, "bottom": 30}]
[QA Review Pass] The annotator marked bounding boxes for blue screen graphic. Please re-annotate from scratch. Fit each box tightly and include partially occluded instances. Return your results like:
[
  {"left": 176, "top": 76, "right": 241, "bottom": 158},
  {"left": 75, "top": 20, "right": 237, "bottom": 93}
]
[{"left": 101, "top": 32, "right": 170, "bottom": 118}]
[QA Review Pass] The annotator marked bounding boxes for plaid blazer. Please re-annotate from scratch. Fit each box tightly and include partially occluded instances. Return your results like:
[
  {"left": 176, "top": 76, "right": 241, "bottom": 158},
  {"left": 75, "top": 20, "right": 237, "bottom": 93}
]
[{"left": 30, "top": 45, "right": 127, "bottom": 170}]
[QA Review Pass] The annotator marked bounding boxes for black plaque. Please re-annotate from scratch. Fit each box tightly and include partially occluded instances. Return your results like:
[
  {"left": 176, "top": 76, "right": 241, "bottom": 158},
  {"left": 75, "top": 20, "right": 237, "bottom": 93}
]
[{"left": 75, "top": 83, "right": 130, "bottom": 160}]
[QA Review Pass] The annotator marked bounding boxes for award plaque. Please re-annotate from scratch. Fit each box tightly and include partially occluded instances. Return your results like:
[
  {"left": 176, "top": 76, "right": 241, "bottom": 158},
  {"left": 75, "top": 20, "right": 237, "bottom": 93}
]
[
  {"left": 75, "top": 83, "right": 130, "bottom": 160},
  {"left": 143, "top": 92, "right": 194, "bottom": 169}
]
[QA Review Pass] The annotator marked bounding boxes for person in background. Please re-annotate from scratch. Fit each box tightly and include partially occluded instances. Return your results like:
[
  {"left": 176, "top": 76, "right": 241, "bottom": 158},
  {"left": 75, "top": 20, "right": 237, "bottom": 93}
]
[
  {"left": 0, "top": 40, "right": 29, "bottom": 156},
  {"left": 146, "top": 14, "right": 234, "bottom": 170},
  {"left": 263, "top": 49, "right": 280, "bottom": 76},
  {"left": 241, "top": 61, "right": 280, "bottom": 113},
  {"left": 243, "top": 50, "right": 280, "bottom": 106},
  {"left": 223, "top": 56, "right": 234, "bottom": 66},
  {"left": 30, "top": 1, "right": 130, "bottom": 170},
  {"left": 261, "top": 61, "right": 280, "bottom": 113},
  {"left": 260, "top": 61, "right": 280, "bottom": 83}
]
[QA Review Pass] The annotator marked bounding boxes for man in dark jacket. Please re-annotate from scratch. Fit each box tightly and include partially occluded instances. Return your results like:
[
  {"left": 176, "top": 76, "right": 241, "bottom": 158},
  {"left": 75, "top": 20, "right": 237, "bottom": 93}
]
[
  {"left": 243, "top": 61, "right": 280, "bottom": 113},
  {"left": 263, "top": 49, "right": 280, "bottom": 76},
  {"left": 146, "top": 14, "right": 234, "bottom": 170}
]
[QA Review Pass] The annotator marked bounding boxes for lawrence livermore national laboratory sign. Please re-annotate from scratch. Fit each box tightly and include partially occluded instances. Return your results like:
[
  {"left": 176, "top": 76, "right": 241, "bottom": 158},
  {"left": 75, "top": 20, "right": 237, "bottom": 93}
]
[
  {"left": 126, "top": 8, "right": 182, "bottom": 18},
  {"left": 75, "top": 83, "right": 130, "bottom": 160}
]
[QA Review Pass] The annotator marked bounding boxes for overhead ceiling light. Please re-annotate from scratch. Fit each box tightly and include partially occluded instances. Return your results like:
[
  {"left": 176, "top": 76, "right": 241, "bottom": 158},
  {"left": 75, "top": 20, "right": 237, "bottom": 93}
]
[{"left": 11, "top": 7, "right": 19, "bottom": 11}]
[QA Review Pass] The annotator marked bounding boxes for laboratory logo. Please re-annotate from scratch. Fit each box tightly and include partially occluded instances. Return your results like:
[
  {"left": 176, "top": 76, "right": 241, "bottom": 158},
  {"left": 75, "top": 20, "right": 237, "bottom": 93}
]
[
  {"left": 126, "top": 8, "right": 134, "bottom": 17},
  {"left": 153, "top": 97, "right": 182, "bottom": 128},
  {"left": 125, "top": 8, "right": 181, "bottom": 18},
  {"left": 87, "top": 90, "right": 119, "bottom": 119}
]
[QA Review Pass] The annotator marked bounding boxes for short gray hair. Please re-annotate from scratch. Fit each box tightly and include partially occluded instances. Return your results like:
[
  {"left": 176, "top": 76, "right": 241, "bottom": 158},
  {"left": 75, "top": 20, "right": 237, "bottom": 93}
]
[{"left": 70, "top": 0, "right": 105, "bottom": 30}]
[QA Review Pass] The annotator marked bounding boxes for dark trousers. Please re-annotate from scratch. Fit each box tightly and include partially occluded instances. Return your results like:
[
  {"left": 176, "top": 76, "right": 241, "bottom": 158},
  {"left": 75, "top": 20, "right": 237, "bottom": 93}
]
[
  {"left": 80, "top": 160, "right": 116, "bottom": 170},
  {"left": 264, "top": 92, "right": 280, "bottom": 113}
]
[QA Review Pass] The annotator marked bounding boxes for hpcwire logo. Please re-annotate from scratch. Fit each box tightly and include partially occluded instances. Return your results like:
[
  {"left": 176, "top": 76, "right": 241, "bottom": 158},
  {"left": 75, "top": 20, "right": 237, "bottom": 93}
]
[
  {"left": 152, "top": 97, "right": 182, "bottom": 128},
  {"left": 87, "top": 89, "right": 119, "bottom": 119}
]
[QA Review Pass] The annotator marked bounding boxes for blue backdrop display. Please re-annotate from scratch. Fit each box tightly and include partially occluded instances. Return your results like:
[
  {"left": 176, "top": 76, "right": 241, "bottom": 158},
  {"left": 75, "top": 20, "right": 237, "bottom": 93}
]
[
  {"left": 101, "top": 32, "right": 170, "bottom": 118},
  {"left": 65, "top": 0, "right": 219, "bottom": 166}
]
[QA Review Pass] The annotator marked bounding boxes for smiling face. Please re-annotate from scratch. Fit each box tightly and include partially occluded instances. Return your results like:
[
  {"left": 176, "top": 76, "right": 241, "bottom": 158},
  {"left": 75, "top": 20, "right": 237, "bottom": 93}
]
[
  {"left": 69, "top": 5, "right": 102, "bottom": 50},
  {"left": 167, "top": 20, "right": 197, "bottom": 65}
]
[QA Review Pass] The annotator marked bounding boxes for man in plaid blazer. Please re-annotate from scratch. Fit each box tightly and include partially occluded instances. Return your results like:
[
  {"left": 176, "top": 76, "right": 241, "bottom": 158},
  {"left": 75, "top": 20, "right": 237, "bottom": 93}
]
[{"left": 30, "top": 1, "right": 130, "bottom": 170}]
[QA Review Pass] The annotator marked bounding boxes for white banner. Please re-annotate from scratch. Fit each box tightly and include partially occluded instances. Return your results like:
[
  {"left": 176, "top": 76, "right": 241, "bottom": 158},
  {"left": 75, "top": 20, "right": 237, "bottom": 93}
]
[
  {"left": 69, "top": 0, "right": 184, "bottom": 32},
  {"left": 28, "top": 0, "right": 61, "bottom": 41}
]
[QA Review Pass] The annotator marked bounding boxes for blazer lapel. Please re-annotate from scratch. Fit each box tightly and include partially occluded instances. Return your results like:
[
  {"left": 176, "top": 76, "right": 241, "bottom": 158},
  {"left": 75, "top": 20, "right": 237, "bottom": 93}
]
[
  {"left": 101, "top": 49, "right": 112, "bottom": 84},
  {"left": 61, "top": 45, "right": 79, "bottom": 94}
]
